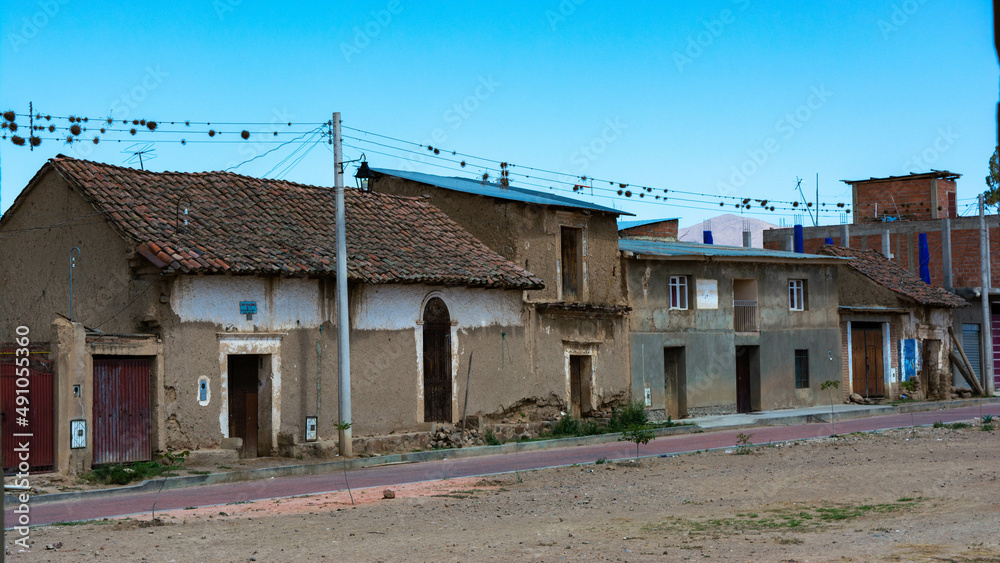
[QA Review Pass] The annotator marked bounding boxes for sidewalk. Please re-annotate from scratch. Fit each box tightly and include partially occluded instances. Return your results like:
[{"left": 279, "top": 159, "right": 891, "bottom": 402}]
[{"left": 8, "top": 396, "right": 999, "bottom": 510}]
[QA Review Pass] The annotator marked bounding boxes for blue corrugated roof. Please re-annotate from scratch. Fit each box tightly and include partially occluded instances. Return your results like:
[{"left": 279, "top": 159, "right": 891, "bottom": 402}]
[
  {"left": 372, "top": 168, "right": 633, "bottom": 216},
  {"left": 619, "top": 239, "right": 847, "bottom": 260},
  {"left": 618, "top": 218, "right": 679, "bottom": 230}
]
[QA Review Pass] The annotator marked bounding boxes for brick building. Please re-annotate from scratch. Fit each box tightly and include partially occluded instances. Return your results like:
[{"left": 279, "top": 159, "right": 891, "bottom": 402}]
[{"left": 763, "top": 171, "right": 1000, "bottom": 395}]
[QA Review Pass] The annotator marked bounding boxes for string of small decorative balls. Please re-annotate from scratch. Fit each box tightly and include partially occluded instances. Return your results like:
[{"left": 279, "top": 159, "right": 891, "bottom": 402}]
[{"left": 2, "top": 110, "right": 311, "bottom": 148}]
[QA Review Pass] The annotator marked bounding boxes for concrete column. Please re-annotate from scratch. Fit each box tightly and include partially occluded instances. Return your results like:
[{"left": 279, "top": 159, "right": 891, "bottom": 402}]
[
  {"left": 840, "top": 224, "right": 850, "bottom": 247},
  {"left": 52, "top": 318, "right": 90, "bottom": 476},
  {"left": 742, "top": 230, "right": 752, "bottom": 248},
  {"left": 882, "top": 229, "right": 892, "bottom": 259}
]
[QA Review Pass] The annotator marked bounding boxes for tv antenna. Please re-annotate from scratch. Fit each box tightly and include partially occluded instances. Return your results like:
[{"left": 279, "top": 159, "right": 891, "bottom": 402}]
[{"left": 122, "top": 143, "right": 157, "bottom": 170}]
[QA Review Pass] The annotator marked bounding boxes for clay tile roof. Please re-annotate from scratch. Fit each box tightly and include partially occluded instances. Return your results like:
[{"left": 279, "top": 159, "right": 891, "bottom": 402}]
[
  {"left": 818, "top": 245, "right": 967, "bottom": 308},
  {"left": 35, "top": 156, "right": 543, "bottom": 289}
]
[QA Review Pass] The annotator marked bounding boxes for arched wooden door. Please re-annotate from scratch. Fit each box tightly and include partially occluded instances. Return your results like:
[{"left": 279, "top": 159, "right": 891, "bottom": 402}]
[{"left": 423, "top": 297, "right": 452, "bottom": 422}]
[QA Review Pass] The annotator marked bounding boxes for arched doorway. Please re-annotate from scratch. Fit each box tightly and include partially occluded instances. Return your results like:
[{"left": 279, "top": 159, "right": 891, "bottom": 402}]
[{"left": 423, "top": 297, "right": 452, "bottom": 422}]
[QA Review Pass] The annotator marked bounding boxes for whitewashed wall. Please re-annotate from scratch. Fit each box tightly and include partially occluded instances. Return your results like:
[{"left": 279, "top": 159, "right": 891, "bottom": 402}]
[
  {"left": 352, "top": 285, "right": 524, "bottom": 330},
  {"left": 170, "top": 276, "right": 325, "bottom": 330}
]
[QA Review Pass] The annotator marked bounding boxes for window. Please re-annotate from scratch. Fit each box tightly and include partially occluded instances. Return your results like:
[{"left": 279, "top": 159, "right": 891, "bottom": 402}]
[
  {"left": 560, "top": 226, "right": 583, "bottom": 302},
  {"left": 794, "top": 349, "right": 809, "bottom": 388},
  {"left": 669, "top": 276, "right": 688, "bottom": 310},
  {"left": 788, "top": 279, "right": 806, "bottom": 311}
]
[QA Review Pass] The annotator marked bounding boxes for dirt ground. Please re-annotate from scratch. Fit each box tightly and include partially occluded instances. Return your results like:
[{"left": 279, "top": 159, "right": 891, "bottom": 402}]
[{"left": 8, "top": 420, "right": 1000, "bottom": 562}]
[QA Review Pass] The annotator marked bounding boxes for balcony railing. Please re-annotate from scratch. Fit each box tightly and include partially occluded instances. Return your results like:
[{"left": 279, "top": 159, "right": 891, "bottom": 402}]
[{"left": 734, "top": 300, "right": 759, "bottom": 332}]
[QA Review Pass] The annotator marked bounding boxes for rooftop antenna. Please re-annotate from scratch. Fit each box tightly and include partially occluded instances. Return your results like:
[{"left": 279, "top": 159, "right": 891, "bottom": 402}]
[
  {"left": 122, "top": 143, "right": 157, "bottom": 170},
  {"left": 794, "top": 177, "right": 818, "bottom": 226}
]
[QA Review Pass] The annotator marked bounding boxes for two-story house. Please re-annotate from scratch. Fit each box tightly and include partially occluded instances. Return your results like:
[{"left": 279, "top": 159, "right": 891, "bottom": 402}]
[
  {"left": 620, "top": 238, "right": 845, "bottom": 418},
  {"left": 370, "top": 168, "right": 633, "bottom": 418}
]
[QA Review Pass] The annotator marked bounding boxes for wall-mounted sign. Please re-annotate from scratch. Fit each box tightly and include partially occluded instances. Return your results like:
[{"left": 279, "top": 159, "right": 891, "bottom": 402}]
[
  {"left": 240, "top": 301, "right": 257, "bottom": 320},
  {"left": 696, "top": 279, "right": 718, "bottom": 309}
]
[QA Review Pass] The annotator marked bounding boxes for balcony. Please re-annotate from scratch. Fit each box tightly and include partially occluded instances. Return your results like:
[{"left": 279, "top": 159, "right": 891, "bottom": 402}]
[{"left": 734, "top": 300, "right": 759, "bottom": 332}]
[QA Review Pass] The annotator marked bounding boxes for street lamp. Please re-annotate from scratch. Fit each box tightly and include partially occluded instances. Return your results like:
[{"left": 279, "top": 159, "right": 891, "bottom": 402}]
[{"left": 354, "top": 160, "right": 375, "bottom": 191}]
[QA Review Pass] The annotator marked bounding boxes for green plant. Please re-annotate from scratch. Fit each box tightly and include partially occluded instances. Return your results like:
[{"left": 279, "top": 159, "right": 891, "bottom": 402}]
[
  {"left": 620, "top": 424, "right": 655, "bottom": 461},
  {"left": 83, "top": 460, "right": 173, "bottom": 485},
  {"left": 156, "top": 449, "right": 190, "bottom": 466},
  {"left": 484, "top": 429, "right": 502, "bottom": 446},
  {"left": 735, "top": 432, "right": 754, "bottom": 455},
  {"left": 334, "top": 421, "right": 355, "bottom": 505},
  {"left": 608, "top": 400, "right": 649, "bottom": 432},
  {"left": 551, "top": 413, "right": 581, "bottom": 436},
  {"left": 983, "top": 424, "right": 995, "bottom": 432},
  {"left": 595, "top": 457, "right": 608, "bottom": 464},
  {"left": 933, "top": 421, "right": 944, "bottom": 428},
  {"left": 900, "top": 379, "right": 918, "bottom": 394},
  {"left": 983, "top": 415, "right": 994, "bottom": 424}
]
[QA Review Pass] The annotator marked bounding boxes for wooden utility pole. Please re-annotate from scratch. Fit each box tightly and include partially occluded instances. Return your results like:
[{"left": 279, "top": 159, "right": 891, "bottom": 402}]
[{"left": 333, "top": 112, "right": 353, "bottom": 456}]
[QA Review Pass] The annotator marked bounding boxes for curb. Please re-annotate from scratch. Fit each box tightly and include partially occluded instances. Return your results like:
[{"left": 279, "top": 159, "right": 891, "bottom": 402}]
[{"left": 9, "top": 397, "right": 998, "bottom": 507}]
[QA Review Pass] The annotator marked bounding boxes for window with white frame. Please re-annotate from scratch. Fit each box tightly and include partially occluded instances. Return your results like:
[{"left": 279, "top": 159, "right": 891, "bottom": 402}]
[
  {"left": 669, "top": 276, "right": 688, "bottom": 310},
  {"left": 788, "top": 279, "right": 806, "bottom": 311}
]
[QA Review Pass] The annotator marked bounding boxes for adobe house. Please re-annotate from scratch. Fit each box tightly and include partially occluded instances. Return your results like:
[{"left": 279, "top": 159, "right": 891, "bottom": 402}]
[
  {"left": 369, "top": 168, "right": 633, "bottom": 419},
  {"left": 819, "top": 245, "right": 968, "bottom": 401},
  {"left": 0, "top": 156, "right": 545, "bottom": 474},
  {"left": 763, "top": 171, "right": 999, "bottom": 394},
  {"left": 620, "top": 239, "right": 846, "bottom": 419}
]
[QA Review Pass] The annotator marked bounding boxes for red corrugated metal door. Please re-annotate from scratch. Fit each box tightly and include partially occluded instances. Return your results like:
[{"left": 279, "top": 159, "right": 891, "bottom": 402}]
[
  {"left": 2, "top": 360, "right": 55, "bottom": 473},
  {"left": 93, "top": 357, "right": 151, "bottom": 465}
]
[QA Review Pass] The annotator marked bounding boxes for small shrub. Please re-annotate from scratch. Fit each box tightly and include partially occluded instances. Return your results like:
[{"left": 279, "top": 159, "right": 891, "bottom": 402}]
[
  {"left": 983, "top": 424, "right": 995, "bottom": 432},
  {"left": 900, "top": 380, "right": 918, "bottom": 393},
  {"left": 608, "top": 401, "right": 648, "bottom": 432},
  {"left": 933, "top": 421, "right": 944, "bottom": 428},
  {"left": 595, "top": 457, "right": 608, "bottom": 464},
  {"left": 580, "top": 419, "right": 603, "bottom": 436},
  {"left": 484, "top": 429, "right": 502, "bottom": 446},
  {"left": 735, "top": 432, "right": 755, "bottom": 455},
  {"left": 983, "top": 415, "right": 994, "bottom": 424},
  {"left": 552, "top": 413, "right": 581, "bottom": 437}
]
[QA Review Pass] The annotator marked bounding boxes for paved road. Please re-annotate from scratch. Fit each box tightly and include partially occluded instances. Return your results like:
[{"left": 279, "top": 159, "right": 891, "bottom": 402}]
[{"left": 9, "top": 403, "right": 999, "bottom": 527}]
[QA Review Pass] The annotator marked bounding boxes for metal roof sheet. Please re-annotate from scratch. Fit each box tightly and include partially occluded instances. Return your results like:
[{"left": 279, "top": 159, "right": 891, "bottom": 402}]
[
  {"left": 619, "top": 239, "right": 845, "bottom": 261},
  {"left": 372, "top": 168, "right": 633, "bottom": 216}
]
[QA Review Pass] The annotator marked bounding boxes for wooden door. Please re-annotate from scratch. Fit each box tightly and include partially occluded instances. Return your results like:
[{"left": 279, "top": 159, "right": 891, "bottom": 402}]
[
  {"left": 423, "top": 298, "right": 452, "bottom": 423},
  {"left": 851, "top": 323, "right": 885, "bottom": 397},
  {"left": 228, "top": 355, "right": 259, "bottom": 459},
  {"left": 663, "top": 347, "right": 686, "bottom": 419},
  {"left": 569, "top": 356, "right": 582, "bottom": 418},
  {"left": 735, "top": 347, "right": 752, "bottom": 413},
  {"left": 561, "top": 227, "right": 582, "bottom": 302}
]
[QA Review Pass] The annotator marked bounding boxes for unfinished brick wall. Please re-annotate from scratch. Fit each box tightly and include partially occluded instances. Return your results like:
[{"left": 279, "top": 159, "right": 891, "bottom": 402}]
[
  {"left": 789, "top": 222, "right": 1000, "bottom": 290},
  {"left": 619, "top": 220, "right": 678, "bottom": 241},
  {"left": 851, "top": 177, "right": 956, "bottom": 223}
]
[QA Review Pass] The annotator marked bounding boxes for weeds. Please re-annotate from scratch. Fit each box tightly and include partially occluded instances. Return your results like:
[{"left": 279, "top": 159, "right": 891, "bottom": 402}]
[
  {"left": 735, "top": 432, "right": 754, "bottom": 455},
  {"left": 82, "top": 449, "right": 190, "bottom": 485},
  {"left": 484, "top": 429, "right": 502, "bottom": 446}
]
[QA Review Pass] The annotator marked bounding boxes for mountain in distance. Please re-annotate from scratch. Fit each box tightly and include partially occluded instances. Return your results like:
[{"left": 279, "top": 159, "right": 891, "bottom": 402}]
[{"left": 677, "top": 213, "right": 779, "bottom": 248}]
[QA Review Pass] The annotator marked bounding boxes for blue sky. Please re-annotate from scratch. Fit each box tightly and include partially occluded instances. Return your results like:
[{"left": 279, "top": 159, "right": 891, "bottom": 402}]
[{"left": 0, "top": 0, "right": 996, "bottom": 226}]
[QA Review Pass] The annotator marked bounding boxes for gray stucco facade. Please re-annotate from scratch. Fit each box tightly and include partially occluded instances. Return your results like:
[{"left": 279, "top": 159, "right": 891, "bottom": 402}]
[{"left": 623, "top": 243, "right": 844, "bottom": 419}]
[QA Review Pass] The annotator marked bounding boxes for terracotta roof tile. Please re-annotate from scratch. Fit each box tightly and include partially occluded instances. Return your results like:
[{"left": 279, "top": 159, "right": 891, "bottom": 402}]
[
  {"left": 819, "top": 245, "right": 967, "bottom": 308},
  {"left": 34, "top": 156, "right": 543, "bottom": 290}
]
